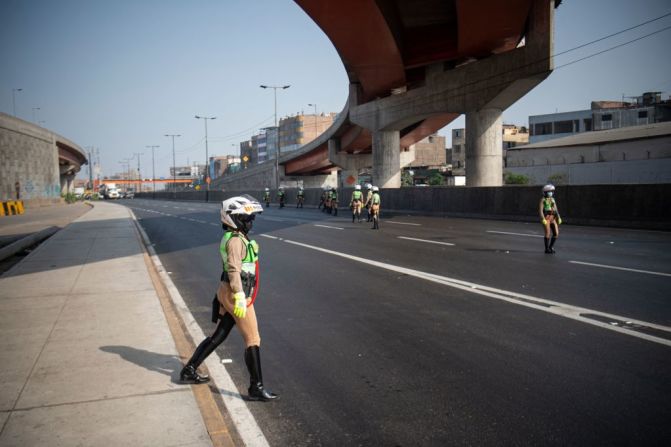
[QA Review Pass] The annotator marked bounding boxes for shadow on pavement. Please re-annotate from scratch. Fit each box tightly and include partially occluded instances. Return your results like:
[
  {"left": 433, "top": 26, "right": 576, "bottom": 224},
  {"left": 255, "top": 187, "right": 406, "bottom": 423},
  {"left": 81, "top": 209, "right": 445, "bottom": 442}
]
[{"left": 100, "top": 345, "right": 184, "bottom": 384}]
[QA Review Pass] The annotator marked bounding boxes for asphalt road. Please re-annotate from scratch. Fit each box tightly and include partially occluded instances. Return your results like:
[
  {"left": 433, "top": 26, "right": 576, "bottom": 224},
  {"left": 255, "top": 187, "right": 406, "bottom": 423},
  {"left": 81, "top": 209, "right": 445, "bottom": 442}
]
[{"left": 124, "top": 198, "right": 671, "bottom": 446}]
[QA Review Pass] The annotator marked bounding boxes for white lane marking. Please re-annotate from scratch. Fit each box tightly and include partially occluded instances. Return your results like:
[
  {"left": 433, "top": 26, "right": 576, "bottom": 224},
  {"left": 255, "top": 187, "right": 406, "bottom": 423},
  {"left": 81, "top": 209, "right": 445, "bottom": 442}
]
[
  {"left": 569, "top": 261, "right": 671, "bottom": 278},
  {"left": 129, "top": 210, "right": 270, "bottom": 447},
  {"left": 260, "top": 216, "right": 290, "bottom": 222},
  {"left": 386, "top": 221, "right": 421, "bottom": 226},
  {"left": 283, "top": 239, "right": 671, "bottom": 347},
  {"left": 398, "top": 236, "right": 455, "bottom": 246},
  {"left": 314, "top": 224, "right": 344, "bottom": 230},
  {"left": 210, "top": 223, "right": 219, "bottom": 226},
  {"left": 260, "top": 234, "right": 278, "bottom": 239},
  {"left": 187, "top": 208, "right": 197, "bottom": 211},
  {"left": 487, "top": 230, "right": 543, "bottom": 238}
]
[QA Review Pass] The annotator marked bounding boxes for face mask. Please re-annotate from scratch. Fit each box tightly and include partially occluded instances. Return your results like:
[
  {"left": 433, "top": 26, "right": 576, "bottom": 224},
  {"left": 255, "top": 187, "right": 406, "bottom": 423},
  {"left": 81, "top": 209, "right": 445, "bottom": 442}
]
[{"left": 547, "top": 191, "right": 553, "bottom": 197}]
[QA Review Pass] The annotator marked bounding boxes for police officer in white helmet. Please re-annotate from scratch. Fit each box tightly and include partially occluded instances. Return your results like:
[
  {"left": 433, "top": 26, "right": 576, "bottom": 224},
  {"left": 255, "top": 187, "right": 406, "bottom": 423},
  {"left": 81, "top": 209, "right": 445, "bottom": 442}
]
[{"left": 180, "top": 195, "right": 278, "bottom": 401}]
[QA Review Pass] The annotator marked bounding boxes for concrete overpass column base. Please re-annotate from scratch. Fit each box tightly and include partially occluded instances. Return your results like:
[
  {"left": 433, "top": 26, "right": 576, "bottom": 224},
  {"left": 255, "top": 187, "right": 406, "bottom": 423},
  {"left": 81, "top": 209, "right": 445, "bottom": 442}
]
[
  {"left": 466, "top": 108, "right": 503, "bottom": 186},
  {"left": 372, "top": 130, "right": 401, "bottom": 188}
]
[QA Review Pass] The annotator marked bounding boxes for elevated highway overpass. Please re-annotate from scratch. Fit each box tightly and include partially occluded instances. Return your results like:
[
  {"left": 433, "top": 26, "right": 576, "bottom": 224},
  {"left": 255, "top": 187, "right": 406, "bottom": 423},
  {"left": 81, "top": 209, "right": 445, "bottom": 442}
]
[{"left": 214, "top": 0, "right": 558, "bottom": 191}]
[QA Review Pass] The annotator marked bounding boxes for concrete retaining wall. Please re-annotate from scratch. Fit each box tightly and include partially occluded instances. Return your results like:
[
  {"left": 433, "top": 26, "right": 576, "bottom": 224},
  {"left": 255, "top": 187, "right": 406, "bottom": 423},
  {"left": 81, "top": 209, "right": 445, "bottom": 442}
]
[{"left": 137, "top": 184, "right": 671, "bottom": 231}]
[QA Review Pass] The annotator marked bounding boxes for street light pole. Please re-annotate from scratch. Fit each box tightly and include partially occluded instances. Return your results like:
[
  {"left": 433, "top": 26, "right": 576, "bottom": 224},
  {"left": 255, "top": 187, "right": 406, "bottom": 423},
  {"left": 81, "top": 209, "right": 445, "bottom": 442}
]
[
  {"left": 308, "top": 103, "right": 318, "bottom": 138},
  {"left": 12, "top": 88, "right": 22, "bottom": 117},
  {"left": 260, "top": 84, "right": 290, "bottom": 189},
  {"left": 32, "top": 107, "right": 41, "bottom": 123},
  {"left": 133, "top": 152, "right": 143, "bottom": 192},
  {"left": 195, "top": 115, "right": 216, "bottom": 191},
  {"left": 146, "top": 145, "right": 159, "bottom": 193},
  {"left": 164, "top": 134, "right": 181, "bottom": 192}
]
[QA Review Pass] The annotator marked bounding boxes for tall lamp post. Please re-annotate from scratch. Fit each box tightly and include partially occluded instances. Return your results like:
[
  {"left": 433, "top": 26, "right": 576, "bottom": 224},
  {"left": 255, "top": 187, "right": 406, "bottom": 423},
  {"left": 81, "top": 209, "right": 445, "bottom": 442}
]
[
  {"left": 260, "top": 84, "right": 290, "bottom": 189},
  {"left": 164, "top": 134, "right": 181, "bottom": 192},
  {"left": 12, "top": 88, "right": 22, "bottom": 117},
  {"left": 146, "top": 145, "right": 159, "bottom": 193},
  {"left": 307, "top": 103, "right": 318, "bottom": 138},
  {"left": 195, "top": 115, "right": 216, "bottom": 191},
  {"left": 32, "top": 107, "right": 41, "bottom": 123}
]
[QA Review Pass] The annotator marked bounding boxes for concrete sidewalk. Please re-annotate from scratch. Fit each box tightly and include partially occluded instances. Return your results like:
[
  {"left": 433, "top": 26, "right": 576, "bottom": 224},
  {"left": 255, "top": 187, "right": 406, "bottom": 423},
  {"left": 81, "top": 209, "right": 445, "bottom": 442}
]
[{"left": 0, "top": 202, "right": 214, "bottom": 446}]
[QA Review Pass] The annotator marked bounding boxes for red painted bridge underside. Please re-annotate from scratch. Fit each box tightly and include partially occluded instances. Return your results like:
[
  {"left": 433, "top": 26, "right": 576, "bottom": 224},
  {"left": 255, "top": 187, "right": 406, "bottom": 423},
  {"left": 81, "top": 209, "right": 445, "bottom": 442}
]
[{"left": 286, "top": 0, "right": 533, "bottom": 175}]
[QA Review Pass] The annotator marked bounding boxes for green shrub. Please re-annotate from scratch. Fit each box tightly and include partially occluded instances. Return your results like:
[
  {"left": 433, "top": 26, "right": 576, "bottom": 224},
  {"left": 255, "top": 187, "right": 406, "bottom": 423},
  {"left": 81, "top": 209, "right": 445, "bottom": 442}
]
[
  {"left": 427, "top": 172, "right": 445, "bottom": 186},
  {"left": 547, "top": 172, "right": 568, "bottom": 185},
  {"left": 504, "top": 172, "right": 530, "bottom": 185},
  {"left": 62, "top": 192, "right": 78, "bottom": 204}
]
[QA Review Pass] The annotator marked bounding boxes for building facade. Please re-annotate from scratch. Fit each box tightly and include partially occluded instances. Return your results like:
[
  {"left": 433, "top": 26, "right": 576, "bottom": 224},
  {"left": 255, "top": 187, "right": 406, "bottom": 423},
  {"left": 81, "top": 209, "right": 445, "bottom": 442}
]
[
  {"left": 529, "top": 92, "right": 671, "bottom": 144},
  {"left": 408, "top": 134, "right": 446, "bottom": 168},
  {"left": 279, "top": 113, "right": 336, "bottom": 154}
]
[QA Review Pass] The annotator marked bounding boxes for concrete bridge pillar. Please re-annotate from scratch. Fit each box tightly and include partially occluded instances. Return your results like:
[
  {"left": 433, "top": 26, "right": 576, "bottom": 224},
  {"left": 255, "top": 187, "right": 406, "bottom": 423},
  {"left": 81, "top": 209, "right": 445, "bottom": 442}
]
[
  {"left": 372, "top": 130, "right": 401, "bottom": 188},
  {"left": 465, "top": 108, "right": 503, "bottom": 186}
]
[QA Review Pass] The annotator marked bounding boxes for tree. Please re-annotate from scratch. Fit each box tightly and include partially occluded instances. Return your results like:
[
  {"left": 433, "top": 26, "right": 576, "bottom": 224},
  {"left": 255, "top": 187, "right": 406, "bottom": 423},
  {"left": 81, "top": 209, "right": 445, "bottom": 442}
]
[
  {"left": 401, "top": 170, "right": 413, "bottom": 186},
  {"left": 504, "top": 172, "right": 530, "bottom": 185},
  {"left": 427, "top": 172, "right": 444, "bottom": 186}
]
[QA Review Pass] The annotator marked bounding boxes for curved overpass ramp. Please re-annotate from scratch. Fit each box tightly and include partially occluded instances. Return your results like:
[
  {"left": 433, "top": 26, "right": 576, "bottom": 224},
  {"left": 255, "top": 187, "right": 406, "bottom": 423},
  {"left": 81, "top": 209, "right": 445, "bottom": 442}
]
[
  {"left": 216, "top": 0, "right": 557, "bottom": 190},
  {"left": 0, "top": 113, "right": 88, "bottom": 205}
]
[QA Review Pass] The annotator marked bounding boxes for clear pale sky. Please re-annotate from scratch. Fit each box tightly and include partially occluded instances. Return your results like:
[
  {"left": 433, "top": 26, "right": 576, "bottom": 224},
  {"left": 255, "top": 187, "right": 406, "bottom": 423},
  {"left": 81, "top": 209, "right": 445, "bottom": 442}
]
[{"left": 1, "top": 0, "right": 669, "bottom": 180}]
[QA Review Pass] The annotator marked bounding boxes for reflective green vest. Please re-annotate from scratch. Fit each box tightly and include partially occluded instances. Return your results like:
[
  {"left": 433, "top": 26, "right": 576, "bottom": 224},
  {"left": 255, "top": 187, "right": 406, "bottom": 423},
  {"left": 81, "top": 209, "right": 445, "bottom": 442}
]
[
  {"left": 542, "top": 197, "right": 555, "bottom": 211},
  {"left": 372, "top": 192, "right": 380, "bottom": 205},
  {"left": 352, "top": 190, "right": 362, "bottom": 200},
  {"left": 330, "top": 190, "right": 338, "bottom": 200},
  {"left": 220, "top": 231, "right": 259, "bottom": 276}
]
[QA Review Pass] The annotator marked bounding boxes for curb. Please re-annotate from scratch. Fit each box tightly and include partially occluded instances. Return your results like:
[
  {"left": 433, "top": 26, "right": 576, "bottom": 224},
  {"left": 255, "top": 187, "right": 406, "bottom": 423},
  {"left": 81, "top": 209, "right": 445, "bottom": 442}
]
[{"left": 0, "top": 226, "right": 59, "bottom": 262}]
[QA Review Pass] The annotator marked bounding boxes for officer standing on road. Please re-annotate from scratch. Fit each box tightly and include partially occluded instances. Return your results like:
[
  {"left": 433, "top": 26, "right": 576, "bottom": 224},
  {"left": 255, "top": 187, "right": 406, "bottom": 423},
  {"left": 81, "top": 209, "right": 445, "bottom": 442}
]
[
  {"left": 296, "top": 187, "right": 305, "bottom": 208},
  {"left": 539, "top": 184, "right": 562, "bottom": 254},
  {"left": 364, "top": 183, "right": 373, "bottom": 222},
  {"left": 330, "top": 187, "right": 338, "bottom": 216},
  {"left": 180, "top": 195, "right": 278, "bottom": 402},
  {"left": 370, "top": 186, "right": 381, "bottom": 229},
  {"left": 277, "top": 186, "right": 286, "bottom": 208},
  {"left": 349, "top": 184, "right": 363, "bottom": 223},
  {"left": 263, "top": 188, "right": 271, "bottom": 208}
]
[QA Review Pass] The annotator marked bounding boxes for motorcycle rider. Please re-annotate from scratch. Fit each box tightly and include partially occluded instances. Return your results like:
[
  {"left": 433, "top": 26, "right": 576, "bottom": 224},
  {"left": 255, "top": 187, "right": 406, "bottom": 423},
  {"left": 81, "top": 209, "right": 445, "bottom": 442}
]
[
  {"left": 349, "top": 184, "right": 363, "bottom": 223},
  {"left": 180, "top": 195, "right": 278, "bottom": 402},
  {"left": 539, "top": 184, "right": 562, "bottom": 253},
  {"left": 296, "top": 187, "right": 305, "bottom": 208},
  {"left": 262, "top": 188, "right": 271, "bottom": 208},
  {"left": 370, "top": 186, "right": 381, "bottom": 230}
]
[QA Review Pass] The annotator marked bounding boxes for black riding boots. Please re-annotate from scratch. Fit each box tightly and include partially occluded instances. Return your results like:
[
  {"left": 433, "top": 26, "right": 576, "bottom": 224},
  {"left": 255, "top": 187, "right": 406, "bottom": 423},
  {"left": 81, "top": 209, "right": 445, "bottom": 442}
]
[{"left": 244, "top": 345, "right": 279, "bottom": 401}]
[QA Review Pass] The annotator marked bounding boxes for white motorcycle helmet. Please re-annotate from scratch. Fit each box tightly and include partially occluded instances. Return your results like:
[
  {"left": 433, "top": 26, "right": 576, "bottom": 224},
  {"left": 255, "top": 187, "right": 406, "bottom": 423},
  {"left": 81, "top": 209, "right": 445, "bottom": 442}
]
[
  {"left": 355, "top": 185, "right": 361, "bottom": 190},
  {"left": 372, "top": 186, "right": 379, "bottom": 192},
  {"left": 365, "top": 183, "right": 372, "bottom": 190},
  {"left": 264, "top": 187, "right": 269, "bottom": 192},
  {"left": 542, "top": 184, "right": 555, "bottom": 197},
  {"left": 220, "top": 195, "right": 263, "bottom": 234}
]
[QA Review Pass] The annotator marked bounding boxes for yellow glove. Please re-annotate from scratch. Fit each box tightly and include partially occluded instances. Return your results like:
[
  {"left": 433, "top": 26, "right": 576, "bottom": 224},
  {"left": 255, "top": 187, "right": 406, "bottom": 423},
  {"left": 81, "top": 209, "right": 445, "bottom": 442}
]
[
  {"left": 542, "top": 219, "right": 547, "bottom": 225},
  {"left": 558, "top": 217, "right": 563, "bottom": 225},
  {"left": 233, "top": 291, "right": 247, "bottom": 319}
]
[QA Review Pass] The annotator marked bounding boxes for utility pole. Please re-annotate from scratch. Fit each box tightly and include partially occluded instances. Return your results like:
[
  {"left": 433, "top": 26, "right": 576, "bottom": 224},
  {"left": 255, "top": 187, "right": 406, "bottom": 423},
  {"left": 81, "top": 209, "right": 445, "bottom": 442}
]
[
  {"left": 146, "top": 145, "right": 159, "bottom": 193},
  {"left": 164, "top": 134, "right": 181, "bottom": 192},
  {"left": 195, "top": 115, "right": 216, "bottom": 192},
  {"left": 133, "top": 152, "right": 143, "bottom": 192},
  {"left": 260, "top": 84, "right": 290, "bottom": 189},
  {"left": 86, "top": 146, "right": 94, "bottom": 189}
]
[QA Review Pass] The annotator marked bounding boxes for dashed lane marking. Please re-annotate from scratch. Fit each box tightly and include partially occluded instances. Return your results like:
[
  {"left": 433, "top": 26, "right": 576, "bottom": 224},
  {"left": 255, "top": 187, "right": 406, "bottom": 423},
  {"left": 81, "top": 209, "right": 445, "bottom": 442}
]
[
  {"left": 282, "top": 238, "right": 671, "bottom": 348},
  {"left": 487, "top": 230, "right": 544, "bottom": 238},
  {"left": 260, "top": 234, "right": 278, "bottom": 239},
  {"left": 314, "top": 224, "right": 344, "bottom": 230},
  {"left": 397, "top": 236, "right": 455, "bottom": 246},
  {"left": 569, "top": 260, "right": 671, "bottom": 278},
  {"left": 386, "top": 221, "right": 421, "bottom": 226}
]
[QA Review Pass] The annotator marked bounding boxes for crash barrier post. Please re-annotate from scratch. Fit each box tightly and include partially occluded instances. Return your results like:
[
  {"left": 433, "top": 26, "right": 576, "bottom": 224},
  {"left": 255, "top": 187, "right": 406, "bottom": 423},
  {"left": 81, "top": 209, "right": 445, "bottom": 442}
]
[{"left": 1, "top": 200, "right": 25, "bottom": 217}]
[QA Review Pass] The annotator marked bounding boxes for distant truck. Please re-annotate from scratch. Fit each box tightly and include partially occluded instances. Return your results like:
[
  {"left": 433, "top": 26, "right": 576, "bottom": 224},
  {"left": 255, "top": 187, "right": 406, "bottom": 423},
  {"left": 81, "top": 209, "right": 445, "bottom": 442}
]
[{"left": 103, "top": 183, "right": 120, "bottom": 200}]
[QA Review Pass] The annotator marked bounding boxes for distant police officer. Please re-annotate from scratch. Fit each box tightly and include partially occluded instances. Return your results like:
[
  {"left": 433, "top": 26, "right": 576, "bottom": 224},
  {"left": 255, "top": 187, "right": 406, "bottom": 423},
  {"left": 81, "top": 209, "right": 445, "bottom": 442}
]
[
  {"left": 263, "top": 188, "right": 271, "bottom": 208},
  {"left": 297, "top": 187, "right": 305, "bottom": 208},
  {"left": 539, "top": 184, "right": 562, "bottom": 253},
  {"left": 330, "top": 187, "right": 338, "bottom": 216},
  {"left": 364, "top": 184, "right": 373, "bottom": 222},
  {"left": 370, "top": 186, "right": 381, "bottom": 229},
  {"left": 277, "top": 186, "right": 286, "bottom": 208},
  {"left": 180, "top": 195, "right": 278, "bottom": 401},
  {"left": 350, "top": 185, "right": 363, "bottom": 223}
]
